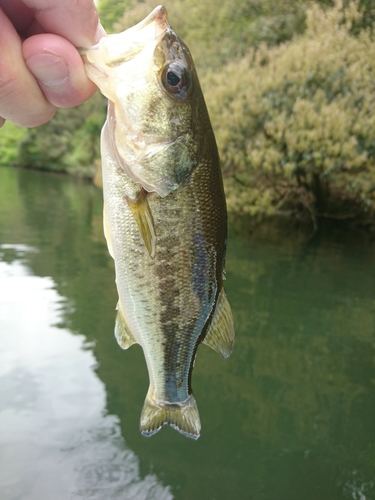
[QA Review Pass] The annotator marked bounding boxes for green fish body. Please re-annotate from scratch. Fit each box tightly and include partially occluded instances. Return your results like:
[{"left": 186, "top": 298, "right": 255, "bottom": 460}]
[{"left": 81, "top": 5, "right": 234, "bottom": 439}]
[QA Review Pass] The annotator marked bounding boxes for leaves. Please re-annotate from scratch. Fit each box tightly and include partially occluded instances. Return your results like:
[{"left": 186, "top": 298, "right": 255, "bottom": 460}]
[
  {"left": 3, "top": 0, "right": 375, "bottom": 223},
  {"left": 203, "top": 1, "right": 375, "bottom": 220},
  {"left": 15, "top": 92, "right": 106, "bottom": 177}
]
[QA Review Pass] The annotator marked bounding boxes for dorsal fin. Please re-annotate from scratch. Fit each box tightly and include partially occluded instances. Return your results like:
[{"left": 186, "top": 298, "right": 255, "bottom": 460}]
[{"left": 203, "top": 288, "right": 235, "bottom": 359}]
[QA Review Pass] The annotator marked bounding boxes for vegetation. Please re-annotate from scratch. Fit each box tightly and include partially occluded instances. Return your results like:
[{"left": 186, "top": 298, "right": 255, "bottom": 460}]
[
  {"left": 111, "top": 0, "right": 375, "bottom": 225},
  {"left": 202, "top": 1, "right": 375, "bottom": 223},
  {"left": 16, "top": 92, "right": 105, "bottom": 177},
  {"left": 112, "top": 0, "right": 311, "bottom": 69},
  {"left": 1, "top": 91, "right": 106, "bottom": 178},
  {"left": 0, "top": 122, "right": 27, "bottom": 166},
  {"left": 98, "top": 0, "right": 132, "bottom": 32},
  {"left": 2, "top": 0, "right": 375, "bottom": 226}
]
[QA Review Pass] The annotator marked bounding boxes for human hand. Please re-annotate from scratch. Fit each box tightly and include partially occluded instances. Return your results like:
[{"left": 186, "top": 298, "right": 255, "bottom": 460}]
[{"left": 0, "top": 0, "right": 106, "bottom": 128}]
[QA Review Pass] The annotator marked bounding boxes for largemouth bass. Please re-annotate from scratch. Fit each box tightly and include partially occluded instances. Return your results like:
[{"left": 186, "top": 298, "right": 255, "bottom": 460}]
[{"left": 80, "top": 5, "right": 234, "bottom": 439}]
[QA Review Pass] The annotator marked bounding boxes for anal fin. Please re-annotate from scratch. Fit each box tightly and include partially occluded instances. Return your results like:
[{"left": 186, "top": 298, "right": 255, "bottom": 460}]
[
  {"left": 115, "top": 302, "right": 137, "bottom": 349},
  {"left": 126, "top": 189, "right": 156, "bottom": 258},
  {"left": 203, "top": 288, "right": 235, "bottom": 359},
  {"left": 140, "top": 392, "right": 201, "bottom": 440}
]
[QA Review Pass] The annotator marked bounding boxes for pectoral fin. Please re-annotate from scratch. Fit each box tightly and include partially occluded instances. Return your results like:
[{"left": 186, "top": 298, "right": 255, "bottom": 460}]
[
  {"left": 115, "top": 302, "right": 137, "bottom": 349},
  {"left": 126, "top": 189, "right": 156, "bottom": 258},
  {"left": 203, "top": 288, "right": 235, "bottom": 359}
]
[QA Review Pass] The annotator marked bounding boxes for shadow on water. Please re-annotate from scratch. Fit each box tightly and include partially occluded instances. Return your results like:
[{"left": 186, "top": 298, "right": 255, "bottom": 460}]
[{"left": 0, "top": 166, "right": 375, "bottom": 499}]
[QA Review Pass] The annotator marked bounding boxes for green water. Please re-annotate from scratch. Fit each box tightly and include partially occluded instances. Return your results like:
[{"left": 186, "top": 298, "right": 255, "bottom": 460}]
[{"left": 0, "top": 166, "right": 374, "bottom": 500}]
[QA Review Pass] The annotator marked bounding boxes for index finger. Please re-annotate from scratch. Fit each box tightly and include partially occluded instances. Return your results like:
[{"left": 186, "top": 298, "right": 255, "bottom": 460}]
[
  {"left": 23, "top": 0, "right": 100, "bottom": 46},
  {"left": 0, "top": 9, "right": 55, "bottom": 127}
]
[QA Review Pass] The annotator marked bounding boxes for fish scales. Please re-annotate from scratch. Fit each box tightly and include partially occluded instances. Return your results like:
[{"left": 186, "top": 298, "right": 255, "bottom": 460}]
[
  {"left": 81, "top": 5, "right": 234, "bottom": 439},
  {"left": 105, "top": 130, "right": 225, "bottom": 399}
]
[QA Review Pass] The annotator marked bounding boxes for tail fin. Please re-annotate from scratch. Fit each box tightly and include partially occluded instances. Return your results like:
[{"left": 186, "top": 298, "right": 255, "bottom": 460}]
[{"left": 140, "top": 393, "right": 201, "bottom": 440}]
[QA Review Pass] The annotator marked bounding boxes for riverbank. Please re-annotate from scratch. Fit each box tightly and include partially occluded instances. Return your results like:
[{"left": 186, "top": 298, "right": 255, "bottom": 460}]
[{"left": 1, "top": 1, "right": 375, "bottom": 230}]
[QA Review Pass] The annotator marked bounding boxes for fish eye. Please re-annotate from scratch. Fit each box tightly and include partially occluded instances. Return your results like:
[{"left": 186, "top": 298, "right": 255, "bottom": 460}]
[{"left": 161, "top": 62, "right": 191, "bottom": 100}]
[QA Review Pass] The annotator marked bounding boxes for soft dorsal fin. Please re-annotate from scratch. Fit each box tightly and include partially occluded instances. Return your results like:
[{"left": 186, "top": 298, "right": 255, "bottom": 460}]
[
  {"left": 203, "top": 288, "right": 235, "bottom": 359},
  {"left": 126, "top": 189, "right": 156, "bottom": 258},
  {"left": 115, "top": 302, "right": 138, "bottom": 349}
]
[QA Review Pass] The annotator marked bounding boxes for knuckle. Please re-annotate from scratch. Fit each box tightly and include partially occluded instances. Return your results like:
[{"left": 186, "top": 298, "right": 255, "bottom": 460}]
[{"left": 0, "top": 72, "right": 55, "bottom": 127}]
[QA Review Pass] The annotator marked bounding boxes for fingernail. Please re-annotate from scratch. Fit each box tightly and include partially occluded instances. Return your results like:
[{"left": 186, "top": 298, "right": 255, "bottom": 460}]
[
  {"left": 94, "top": 23, "right": 107, "bottom": 44},
  {"left": 26, "top": 53, "right": 70, "bottom": 87}
]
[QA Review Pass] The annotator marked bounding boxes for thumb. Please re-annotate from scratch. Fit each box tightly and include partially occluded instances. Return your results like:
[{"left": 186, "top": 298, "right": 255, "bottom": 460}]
[{"left": 23, "top": 33, "right": 98, "bottom": 108}]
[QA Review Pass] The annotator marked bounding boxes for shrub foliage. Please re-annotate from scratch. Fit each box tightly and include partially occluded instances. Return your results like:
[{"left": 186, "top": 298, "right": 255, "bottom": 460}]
[
  {"left": 2, "top": 0, "right": 375, "bottom": 224},
  {"left": 202, "top": 0, "right": 375, "bottom": 221}
]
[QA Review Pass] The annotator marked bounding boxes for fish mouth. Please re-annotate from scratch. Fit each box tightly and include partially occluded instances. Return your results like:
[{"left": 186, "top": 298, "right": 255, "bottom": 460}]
[
  {"left": 133, "top": 5, "right": 170, "bottom": 35},
  {"left": 78, "top": 5, "right": 170, "bottom": 71},
  {"left": 114, "top": 5, "right": 170, "bottom": 43}
]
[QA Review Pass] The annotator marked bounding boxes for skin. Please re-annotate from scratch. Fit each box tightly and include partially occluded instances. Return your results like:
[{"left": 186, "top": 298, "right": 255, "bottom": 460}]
[{"left": 0, "top": 0, "right": 105, "bottom": 128}]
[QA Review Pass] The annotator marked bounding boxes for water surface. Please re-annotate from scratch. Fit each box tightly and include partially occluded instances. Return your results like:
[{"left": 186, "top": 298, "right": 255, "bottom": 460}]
[{"left": 0, "top": 166, "right": 374, "bottom": 499}]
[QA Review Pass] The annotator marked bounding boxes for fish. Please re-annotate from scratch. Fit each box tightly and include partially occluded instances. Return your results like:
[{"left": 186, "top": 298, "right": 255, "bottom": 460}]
[{"left": 80, "top": 5, "right": 234, "bottom": 439}]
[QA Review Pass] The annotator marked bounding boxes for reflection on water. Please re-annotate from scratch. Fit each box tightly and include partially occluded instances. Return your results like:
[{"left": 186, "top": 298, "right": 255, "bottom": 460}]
[
  {"left": 0, "top": 245, "right": 172, "bottom": 500},
  {"left": 0, "top": 166, "right": 375, "bottom": 500}
]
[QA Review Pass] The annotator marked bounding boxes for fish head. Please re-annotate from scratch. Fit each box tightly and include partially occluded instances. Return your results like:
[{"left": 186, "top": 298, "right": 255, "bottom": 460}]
[{"left": 81, "top": 6, "right": 211, "bottom": 197}]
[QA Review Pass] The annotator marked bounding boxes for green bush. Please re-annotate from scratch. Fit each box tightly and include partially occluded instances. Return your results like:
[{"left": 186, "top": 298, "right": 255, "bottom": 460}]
[
  {"left": 0, "top": 122, "right": 27, "bottom": 166},
  {"left": 98, "top": 0, "right": 133, "bottom": 33},
  {"left": 202, "top": 0, "right": 375, "bottom": 221},
  {"left": 16, "top": 92, "right": 106, "bottom": 177},
  {"left": 3, "top": 0, "right": 375, "bottom": 226},
  {"left": 114, "top": 0, "right": 313, "bottom": 70}
]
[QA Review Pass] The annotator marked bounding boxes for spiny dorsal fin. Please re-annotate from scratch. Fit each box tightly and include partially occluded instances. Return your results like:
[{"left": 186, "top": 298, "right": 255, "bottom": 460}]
[
  {"left": 140, "top": 392, "right": 201, "bottom": 440},
  {"left": 126, "top": 189, "right": 156, "bottom": 258},
  {"left": 203, "top": 288, "right": 235, "bottom": 359},
  {"left": 115, "top": 302, "right": 137, "bottom": 349}
]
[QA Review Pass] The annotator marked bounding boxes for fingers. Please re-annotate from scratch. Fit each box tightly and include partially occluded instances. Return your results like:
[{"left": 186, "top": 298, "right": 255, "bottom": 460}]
[
  {"left": 0, "top": 0, "right": 34, "bottom": 32},
  {"left": 0, "top": 8, "right": 55, "bottom": 127},
  {"left": 0, "top": 0, "right": 105, "bottom": 127},
  {"left": 23, "top": 0, "right": 101, "bottom": 46},
  {"left": 23, "top": 34, "right": 98, "bottom": 109}
]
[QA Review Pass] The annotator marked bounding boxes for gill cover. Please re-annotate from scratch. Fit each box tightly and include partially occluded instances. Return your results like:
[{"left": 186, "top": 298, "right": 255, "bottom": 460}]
[
  {"left": 80, "top": 6, "right": 199, "bottom": 257},
  {"left": 80, "top": 5, "right": 197, "bottom": 198}
]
